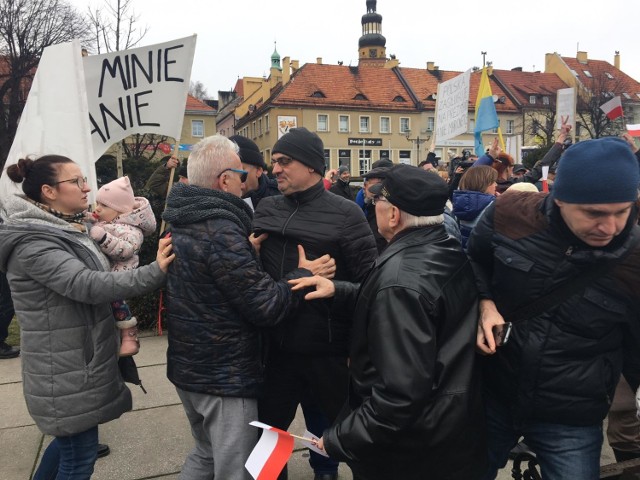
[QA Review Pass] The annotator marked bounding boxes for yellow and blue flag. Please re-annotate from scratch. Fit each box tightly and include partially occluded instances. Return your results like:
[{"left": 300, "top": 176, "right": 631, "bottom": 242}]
[{"left": 474, "top": 67, "right": 499, "bottom": 155}]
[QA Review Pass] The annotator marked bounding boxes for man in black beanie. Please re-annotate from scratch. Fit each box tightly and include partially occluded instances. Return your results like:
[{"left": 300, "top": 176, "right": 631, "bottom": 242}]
[
  {"left": 253, "top": 127, "right": 377, "bottom": 480},
  {"left": 229, "top": 135, "right": 279, "bottom": 208},
  {"left": 468, "top": 136, "right": 640, "bottom": 479}
]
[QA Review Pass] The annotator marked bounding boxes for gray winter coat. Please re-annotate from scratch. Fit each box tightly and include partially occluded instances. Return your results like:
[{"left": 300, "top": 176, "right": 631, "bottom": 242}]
[{"left": 0, "top": 194, "right": 166, "bottom": 436}]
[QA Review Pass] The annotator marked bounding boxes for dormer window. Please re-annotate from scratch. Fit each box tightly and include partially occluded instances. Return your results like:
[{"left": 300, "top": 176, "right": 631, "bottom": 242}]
[
  {"left": 354, "top": 93, "right": 368, "bottom": 101},
  {"left": 392, "top": 95, "right": 406, "bottom": 102},
  {"left": 529, "top": 95, "right": 536, "bottom": 104},
  {"left": 605, "top": 72, "right": 614, "bottom": 79},
  {"left": 584, "top": 70, "right": 592, "bottom": 78},
  {"left": 311, "top": 91, "right": 326, "bottom": 98}
]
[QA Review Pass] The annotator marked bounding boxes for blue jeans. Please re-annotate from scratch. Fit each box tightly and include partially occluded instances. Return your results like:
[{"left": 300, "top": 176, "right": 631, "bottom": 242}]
[
  {"left": 482, "top": 393, "right": 602, "bottom": 480},
  {"left": 301, "top": 393, "right": 339, "bottom": 475},
  {"left": 33, "top": 426, "right": 98, "bottom": 480}
]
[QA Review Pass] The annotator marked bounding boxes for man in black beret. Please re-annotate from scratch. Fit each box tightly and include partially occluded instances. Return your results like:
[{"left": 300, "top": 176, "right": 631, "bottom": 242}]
[
  {"left": 229, "top": 135, "right": 279, "bottom": 208},
  {"left": 289, "top": 164, "right": 487, "bottom": 479},
  {"left": 361, "top": 166, "right": 389, "bottom": 253},
  {"left": 253, "top": 127, "right": 377, "bottom": 480}
]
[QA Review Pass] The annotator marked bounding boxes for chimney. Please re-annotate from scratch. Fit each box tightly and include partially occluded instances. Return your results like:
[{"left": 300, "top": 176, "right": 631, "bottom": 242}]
[
  {"left": 577, "top": 51, "right": 588, "bottom": 64},
  {"left": 426, "top": 61, "right": 435, "bottom": 71},
  {"left": 614, "top": 51, "right": 621, "bottom": 70},
  {"left": 316, "top": 57, "right": 322, "bottom": 64},
  {"left": 283, "top": 56, "right": 291, "bottom": 84},
  {"left": 487, "top": 65, "right": 494, "bottom": 76},
  {"left": 291, "top": 60, "right": 299, "bottom": 71}
]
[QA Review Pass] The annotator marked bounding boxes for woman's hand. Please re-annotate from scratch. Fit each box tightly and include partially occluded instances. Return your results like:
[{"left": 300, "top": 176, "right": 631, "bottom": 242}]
[
  {"left": 156, "top": 235, "right": 175, "bottom": 272},
  {"left": 288, "top": 276, "right": 336, "bottom": 300},
  {"left": 298, "top": 245, "right": 336, "bottom": 279}
]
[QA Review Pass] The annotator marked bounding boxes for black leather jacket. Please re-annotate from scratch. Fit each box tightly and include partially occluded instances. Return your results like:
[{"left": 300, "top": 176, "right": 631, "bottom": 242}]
[
  {"left": 324, "top": 226, "right": 486, "bottom": 479},
  {"left": 253, "top": 180, "right": 377, "bottom": 355}
]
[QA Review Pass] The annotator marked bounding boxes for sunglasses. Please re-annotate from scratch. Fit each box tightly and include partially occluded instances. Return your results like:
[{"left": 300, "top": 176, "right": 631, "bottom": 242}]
[
  {"left": 218, "top": 168, "right": 248, "bottom": 183},
  {"left": 53, "top": 176, "right": 87, "bottom": 189}
]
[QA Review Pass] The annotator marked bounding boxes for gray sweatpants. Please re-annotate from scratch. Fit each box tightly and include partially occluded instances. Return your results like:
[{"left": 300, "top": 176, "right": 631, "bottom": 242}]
[{"left": 176, "top": 387, "right": 258, "bottom": 480}]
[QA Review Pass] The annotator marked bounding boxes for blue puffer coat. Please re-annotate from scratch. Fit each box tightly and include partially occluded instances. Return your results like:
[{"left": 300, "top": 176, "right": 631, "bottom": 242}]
[
  {"left": 452, "top": 189, "right": 495, "bottom": 249},
  {"left": 162, "top": 184, "right": 309, "bottom": 397}
]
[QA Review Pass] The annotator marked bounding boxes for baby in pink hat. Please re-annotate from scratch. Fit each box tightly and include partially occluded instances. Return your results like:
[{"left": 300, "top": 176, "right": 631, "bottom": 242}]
[{"left": 90, "top": 176, "right": 157, "bottom": 356}]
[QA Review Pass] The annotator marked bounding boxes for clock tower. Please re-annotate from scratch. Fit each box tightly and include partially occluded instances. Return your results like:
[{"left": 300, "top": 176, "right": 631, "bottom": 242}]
[{"left": 358, "top": 0, "right": 387, "bottom": 67}]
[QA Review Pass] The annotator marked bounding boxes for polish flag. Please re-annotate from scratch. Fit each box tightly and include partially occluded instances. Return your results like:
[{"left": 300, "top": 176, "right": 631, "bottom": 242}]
[
  {"left": 600, "top": 96, "right": 623, "bottom": 120},
  {"left": 245, "top": 421, "right": 295, "bottom": 480},
  {"left": 626, "top": 124, "right": 640, "bottom": 137}
]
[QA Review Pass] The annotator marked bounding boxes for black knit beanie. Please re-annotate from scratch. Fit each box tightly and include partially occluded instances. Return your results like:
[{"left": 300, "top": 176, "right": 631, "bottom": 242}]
[
  {"left": 272, "top": 127, "right": 326, "bottom": 175},
  {"left": 229, "top": 135, "right": 267, "bottom": 169}
]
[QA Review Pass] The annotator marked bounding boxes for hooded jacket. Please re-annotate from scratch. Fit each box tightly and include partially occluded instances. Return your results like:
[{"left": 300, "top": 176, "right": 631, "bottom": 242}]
[
  {"left": 452, "top": 189, "right": 495, "bottom": 249},
  {"left": 92, "top": 196, "right": 156, "bottom": 271},
  {"left": 162, "top": 183, "right": 310, "bottom": 396},
  {"left": 323, "top": 226, "right": 486, "bottom": 479},
  {"left": 0, "top": 194, "right": 165, "bottom": 436}
]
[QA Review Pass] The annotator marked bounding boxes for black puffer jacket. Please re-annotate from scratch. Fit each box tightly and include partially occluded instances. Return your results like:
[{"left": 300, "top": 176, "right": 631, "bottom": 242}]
[
  {"left": 324, "top": 226, "right": 486, "bottom": 480},
  {"left": 253, "top": 180, "right": 377, "bottom": 355},
  {"left": 329, "top": 179, "right": 354, "bottom": 201},
  {"left": 246, "top": 173, "right": 280, "bottom": 209},
  {"left": 162, "top": 184, "right": 309, "bottom": 397},
  {"left": 468, "top": 192, "right": 640, "bottom": 426}
]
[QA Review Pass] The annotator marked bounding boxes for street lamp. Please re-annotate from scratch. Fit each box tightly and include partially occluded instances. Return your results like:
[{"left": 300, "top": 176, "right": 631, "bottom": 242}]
[{"left": 404, "top": 130, "right": 430, "bottom": 165}]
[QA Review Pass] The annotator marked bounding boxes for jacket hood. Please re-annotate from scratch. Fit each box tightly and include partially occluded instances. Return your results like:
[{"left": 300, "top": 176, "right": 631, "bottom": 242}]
[
  {"left": 103, "top": 196, "right": 156, "bottom": 236},
  {"left": 0, "top": 194, "right": 78, "bottom": 270},
  {"left": 452, "top": 190, "right": 495, "bottom": 221}
]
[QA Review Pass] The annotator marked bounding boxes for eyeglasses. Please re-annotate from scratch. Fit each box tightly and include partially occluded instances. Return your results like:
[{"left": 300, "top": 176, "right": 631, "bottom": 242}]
[
  {"left": 271, "top": 156, "right": 295, "bottom": 167},
  {"left": 53, "top": 176, "right": 87, "bottom": 189},
  {"left": 371, "top": 195, "right": 389, "bottom": 205},
  {"left": 218, "top": 168, "right": 248, "bottom": 183}
]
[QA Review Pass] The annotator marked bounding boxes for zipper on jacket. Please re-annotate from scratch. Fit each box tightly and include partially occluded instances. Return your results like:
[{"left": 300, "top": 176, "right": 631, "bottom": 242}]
[{"left": 279, "top": 200, "right": 300, "bottom": 279}]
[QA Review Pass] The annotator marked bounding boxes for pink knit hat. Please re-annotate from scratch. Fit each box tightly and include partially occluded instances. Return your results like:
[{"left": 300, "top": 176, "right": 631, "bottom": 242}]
[{"left": 97, "top": 176, "right": 135, "bottom": 213}]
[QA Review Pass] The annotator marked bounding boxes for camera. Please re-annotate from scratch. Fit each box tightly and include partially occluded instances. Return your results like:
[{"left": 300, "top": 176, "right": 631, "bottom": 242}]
[{"left": 458, "top": 160, "right": 475, "bottom": 169}]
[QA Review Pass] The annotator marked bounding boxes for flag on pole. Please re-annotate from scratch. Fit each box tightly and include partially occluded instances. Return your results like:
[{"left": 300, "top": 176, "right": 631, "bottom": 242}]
[
  {"left": 245, "top": 422, "right": 295, "bottom": 480},
  {"left": 626, "top": 124, "right": 640, "bottom": 137},
  {"left": 474, "top": 67, "right": 499, "bottom": 156},
  {"left": 600, "top": 96, "right": 623, "bottom": 121},
  {"left": 541, "top": 165, "right": 550, "bottom": 193}
]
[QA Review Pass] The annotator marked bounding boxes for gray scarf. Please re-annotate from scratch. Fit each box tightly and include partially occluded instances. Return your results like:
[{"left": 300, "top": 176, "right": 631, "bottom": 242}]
[{"left": 162, "top": 183, "right": 253, "bottom": 234}]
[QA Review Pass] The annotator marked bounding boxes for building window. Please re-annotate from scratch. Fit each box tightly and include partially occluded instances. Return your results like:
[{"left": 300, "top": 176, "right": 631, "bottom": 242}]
[
  {"left": 506, "top": 120, "right": 514, "bottom": 135},
  {"left": 399, "top": 150, "right": 411, "bottom": 165},
  {"left": 605, "top": 72, "right": 614, "bottom": 79},
  {"left": 339, "top": 115, "right": 349, "bottom": 133},
  {"left": 468, "top": 119, "right": 475, "bottom": 133},
  {"left": 400, "top": 117, "right": 410, "bottom": 133},
  {"left": 492, "top": 120, "right": 500, "bottom": 134},
  {"left": 265, "top": 114, "right": 270, "bottom": 132},
  {"left": 339, "top": 149, "right": 351, "bottom": 169},
  {"left": 252, "top": 121, "right": 256, "bottom": 138},
  {"left": 359, "top": 149, "right": 371, "bottom": 176},
  {"left": 584, "top": 70, "right": 592, "bottom": 78},
  {"left": 380, "top": 116, "right": 391, "bottom": 133},
  {"left": 258, "top": 118, "right": 263, "bottom": 136},
  {"left": 427, "top": 117, "right": 435, "bottom": 131},
  {"left": 317, "top": 114, "right": 329, "bottom": 132},
  {"left": 529, "top": 95, "right": 536, "bottom": 104},
  {"left": 359, "top": 116, "right": 371, "bottom": 133},
  {"left": 542, "top": 96, "right": 550, "bottom": 105},
  {"left": 191, "top": 120, "right": 204, "bottom": 137}
]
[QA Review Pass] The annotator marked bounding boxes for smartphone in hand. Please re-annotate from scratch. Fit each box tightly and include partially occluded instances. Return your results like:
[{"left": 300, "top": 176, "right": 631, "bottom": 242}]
[{"left": 492, "top": 322, "right": 513, "bottom": 347}]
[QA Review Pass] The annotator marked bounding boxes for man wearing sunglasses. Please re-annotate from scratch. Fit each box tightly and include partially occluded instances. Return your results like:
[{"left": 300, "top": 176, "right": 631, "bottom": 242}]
[
  {"left": 253, "top": 127, "right": 377, "bottom": 480},
  {"left": 161, "top": 135, "right": 327, "bottom": 480}
]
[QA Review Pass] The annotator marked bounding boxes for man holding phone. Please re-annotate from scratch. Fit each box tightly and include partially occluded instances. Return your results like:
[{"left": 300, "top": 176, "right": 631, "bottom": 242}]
[{"left": 468, "top": 137, "right": 640, "bottom": 480}]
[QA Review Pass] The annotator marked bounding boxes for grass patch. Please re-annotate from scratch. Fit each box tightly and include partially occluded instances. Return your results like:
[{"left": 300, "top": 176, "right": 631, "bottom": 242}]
[{"left": 7, "top": 318, "right": 20, "bottom": 346}]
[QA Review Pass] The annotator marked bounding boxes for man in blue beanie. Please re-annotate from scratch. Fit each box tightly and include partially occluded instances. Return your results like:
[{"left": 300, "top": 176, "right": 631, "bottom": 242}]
[{"left": 467, "top": 136, "right": 640, "bottom": 479}]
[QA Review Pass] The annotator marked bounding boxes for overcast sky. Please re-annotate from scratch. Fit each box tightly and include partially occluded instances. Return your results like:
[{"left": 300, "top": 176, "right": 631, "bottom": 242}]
[{"left": 73, "top": 0, "right": 640, "bottom": 97}]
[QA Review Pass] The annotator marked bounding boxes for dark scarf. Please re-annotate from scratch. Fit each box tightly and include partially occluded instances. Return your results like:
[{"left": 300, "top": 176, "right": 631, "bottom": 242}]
[
  {"left": 162, "top": 183, "right": 253, "bottom": 234},
  {"left": 26, "top": 197, "right": 87, "bottom": 232}
]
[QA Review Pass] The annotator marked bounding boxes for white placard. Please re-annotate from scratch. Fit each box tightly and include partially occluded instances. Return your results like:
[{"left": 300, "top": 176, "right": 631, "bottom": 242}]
[{"left": 435, "top": 70, "right": 471, "bottom": 143}]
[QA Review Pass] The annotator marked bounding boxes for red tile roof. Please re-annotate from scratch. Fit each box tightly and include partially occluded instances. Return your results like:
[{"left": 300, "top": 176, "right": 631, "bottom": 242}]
[
  {"left": 185, "top": 94, "right": 215, "bottom": 113},
  {"left": 491, "top": 69, "right": 568, "bottom": 106},
  {"left": 561, "top": 56, "right": 640, "bottom": 99}
]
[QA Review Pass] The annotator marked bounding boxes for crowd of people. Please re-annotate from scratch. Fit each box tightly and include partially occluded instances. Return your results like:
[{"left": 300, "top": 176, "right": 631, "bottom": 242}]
[{"left": 0, "top": 122, "right": 639, "bottom": 480}]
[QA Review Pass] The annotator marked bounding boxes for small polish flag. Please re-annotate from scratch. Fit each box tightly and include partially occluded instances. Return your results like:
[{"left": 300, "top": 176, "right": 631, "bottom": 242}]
[
  {"left": 626, "top": 124, "right": 640, "bottom": 137},
  {"left": 245, "top": 421, "right": 295, "bottom": 480},
  {"left": 600, "top": 96, "right": 623, "bottom": 121},
  {"left": 541, "top": 166, "right": 549, "bottom": 193}
]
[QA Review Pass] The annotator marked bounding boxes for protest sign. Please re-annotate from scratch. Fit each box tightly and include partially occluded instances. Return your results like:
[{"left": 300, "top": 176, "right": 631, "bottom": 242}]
[{"left": 435, "top": 69, "right": 471, "bottom": 143}]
